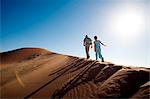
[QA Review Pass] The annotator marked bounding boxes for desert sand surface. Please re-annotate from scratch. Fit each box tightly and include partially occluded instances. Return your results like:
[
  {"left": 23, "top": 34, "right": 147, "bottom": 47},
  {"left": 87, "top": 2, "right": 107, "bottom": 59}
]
[{"left": 0, "top": 48, "right": 150, "bottom": 98}]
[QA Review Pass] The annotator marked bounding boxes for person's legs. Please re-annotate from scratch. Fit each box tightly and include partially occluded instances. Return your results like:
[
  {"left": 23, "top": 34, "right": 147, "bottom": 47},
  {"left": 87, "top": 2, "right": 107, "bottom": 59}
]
[
  {"left": 87, "top": 46, "right": 90, "bottom": 59},
  {"left": 98, "top": 50, "right": 104, "bottom": 62},
  {"left": 98, "top": 50, "right": 102, "bottom": 58},
  {"left": 95, "top": 51, "right": 98, "bottom": 60},
  {"left": 85, "top": 46, "right": 90, "bottom": 59}
]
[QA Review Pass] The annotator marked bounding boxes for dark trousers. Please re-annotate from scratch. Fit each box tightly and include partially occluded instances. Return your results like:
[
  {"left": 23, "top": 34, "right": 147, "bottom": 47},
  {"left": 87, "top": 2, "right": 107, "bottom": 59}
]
[{"left": 85, "top": 46, "right": 90, "bottom": 59}]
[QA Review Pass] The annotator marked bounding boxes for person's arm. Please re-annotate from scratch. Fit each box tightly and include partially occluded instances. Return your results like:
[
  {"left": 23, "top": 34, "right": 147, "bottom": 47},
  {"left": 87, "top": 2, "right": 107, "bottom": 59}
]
[
  {"left": 83, "top": 39, "right": 86, "bottom": 46},
  {"left": 94, "top": 42, "right": 96, "bottom": 51},
  {"left": 89, "top": 38, "right": 92, "bottom": 48},
  {"left": 100, "top": 40, "right": 106, "bottom": 46},
  {"left": 91, "top": 44, "right": 93, "bottom": 48}
]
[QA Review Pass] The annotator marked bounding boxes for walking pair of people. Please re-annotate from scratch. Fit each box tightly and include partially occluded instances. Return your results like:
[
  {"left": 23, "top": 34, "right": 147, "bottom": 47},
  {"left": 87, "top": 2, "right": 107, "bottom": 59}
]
[{"left": 83, "top": 35, "right": 106, "bottom": 62}]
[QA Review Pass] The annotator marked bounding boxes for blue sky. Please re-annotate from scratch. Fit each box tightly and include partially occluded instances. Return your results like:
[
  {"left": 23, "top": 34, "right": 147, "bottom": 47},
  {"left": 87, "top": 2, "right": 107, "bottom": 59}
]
[{"left": 1, "top": 0, "right": 150, "bottom": 67}]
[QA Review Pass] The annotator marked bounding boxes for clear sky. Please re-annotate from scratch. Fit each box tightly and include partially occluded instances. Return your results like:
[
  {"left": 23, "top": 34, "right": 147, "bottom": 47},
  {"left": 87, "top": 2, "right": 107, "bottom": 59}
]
[{"left": 1, "top": 0, "right": 150, "bottom": 67}]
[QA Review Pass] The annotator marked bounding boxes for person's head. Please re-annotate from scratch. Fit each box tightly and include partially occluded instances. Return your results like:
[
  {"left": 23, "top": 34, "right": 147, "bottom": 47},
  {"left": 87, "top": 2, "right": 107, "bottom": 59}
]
[
  {"left": 94, "top": 36, "right": 97, "bottom": 40},
  {"left": 85, "top": 35, "right": 88, "bottom": 38}
]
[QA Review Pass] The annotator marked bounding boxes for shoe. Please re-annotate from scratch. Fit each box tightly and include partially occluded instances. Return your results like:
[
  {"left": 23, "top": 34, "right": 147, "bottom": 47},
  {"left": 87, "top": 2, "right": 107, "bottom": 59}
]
[
  {"left": 87, "top": 55, "right": 90, "bottom": 59},
  {"left": 102, "top": 58, "right": 104, "bottom": 62}
]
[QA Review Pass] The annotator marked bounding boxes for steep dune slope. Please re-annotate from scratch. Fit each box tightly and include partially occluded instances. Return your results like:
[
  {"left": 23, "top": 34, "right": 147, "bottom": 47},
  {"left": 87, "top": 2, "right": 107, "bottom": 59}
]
[{"left": 0, "top": 48, "right": 149, "bottom": 98}]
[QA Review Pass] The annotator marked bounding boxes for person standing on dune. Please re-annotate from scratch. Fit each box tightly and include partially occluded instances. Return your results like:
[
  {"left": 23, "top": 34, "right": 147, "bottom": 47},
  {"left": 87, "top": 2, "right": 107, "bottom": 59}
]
[
  {"left": 83, "top": 35, "right": 92, "bottom": 59},
  {"left": 94, "top": 36, "right": 106, "bottom": 62}
]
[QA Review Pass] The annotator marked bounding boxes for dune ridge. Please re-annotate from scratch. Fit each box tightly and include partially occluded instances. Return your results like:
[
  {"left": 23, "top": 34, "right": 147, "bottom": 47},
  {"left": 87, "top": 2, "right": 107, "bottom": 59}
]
[{"left": 0, "top": 48, "right": 149, "bottom": 98}]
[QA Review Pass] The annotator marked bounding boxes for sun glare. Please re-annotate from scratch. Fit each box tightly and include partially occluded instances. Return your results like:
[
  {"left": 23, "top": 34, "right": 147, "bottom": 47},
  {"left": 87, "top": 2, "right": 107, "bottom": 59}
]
[
  {"left": 110, "top": 7, "right": 145, "bottom": 42},
  {"left": 115, "top": 12, "right": 142, "bottom": 36}
]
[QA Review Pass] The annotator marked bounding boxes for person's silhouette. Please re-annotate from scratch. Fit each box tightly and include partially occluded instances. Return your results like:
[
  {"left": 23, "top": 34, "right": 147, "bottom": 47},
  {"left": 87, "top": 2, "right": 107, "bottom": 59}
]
[
  {"left": 94, "top": 36, "right": 106, "bottom": 62},
  {"left": 83, "top": 35, "right": 92, "bottom": 59}
]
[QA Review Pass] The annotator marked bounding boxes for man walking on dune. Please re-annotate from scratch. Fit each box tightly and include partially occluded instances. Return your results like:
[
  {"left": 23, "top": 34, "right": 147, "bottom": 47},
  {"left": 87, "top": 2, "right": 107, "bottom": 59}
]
[
  {"left": 83, "top": 35, "right": 92, "bottom": 59},
  {"left": 94, "top": 36, "right": 106, "bottom": 62}
]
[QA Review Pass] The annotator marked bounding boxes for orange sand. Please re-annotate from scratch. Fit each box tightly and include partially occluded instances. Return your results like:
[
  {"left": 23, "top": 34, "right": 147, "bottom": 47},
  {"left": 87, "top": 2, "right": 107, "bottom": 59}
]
[{"left": 0, "top": 48, "right": 149, "bottom": 98}]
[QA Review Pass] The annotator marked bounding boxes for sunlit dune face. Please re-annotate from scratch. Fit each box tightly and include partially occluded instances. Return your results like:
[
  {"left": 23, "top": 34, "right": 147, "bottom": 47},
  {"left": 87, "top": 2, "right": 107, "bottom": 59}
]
[{"left": 110, "top": 7, "right": 145, "bottom": 42}]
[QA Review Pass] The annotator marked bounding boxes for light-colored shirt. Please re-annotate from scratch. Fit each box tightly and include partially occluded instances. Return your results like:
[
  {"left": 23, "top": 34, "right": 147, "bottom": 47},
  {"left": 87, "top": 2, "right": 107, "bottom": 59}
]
[{"left": 84, "top": 37, "right": 92, "bottom": 46}]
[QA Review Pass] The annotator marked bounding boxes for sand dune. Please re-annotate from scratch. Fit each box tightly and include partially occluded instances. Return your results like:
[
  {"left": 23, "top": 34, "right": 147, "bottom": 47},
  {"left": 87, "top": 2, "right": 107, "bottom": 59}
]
[
  {"left": 0, "top": 48, "right": 51, "bottom": 64},
  {"left": 0, "top": 48, "right": 149, "bottom": 98}
]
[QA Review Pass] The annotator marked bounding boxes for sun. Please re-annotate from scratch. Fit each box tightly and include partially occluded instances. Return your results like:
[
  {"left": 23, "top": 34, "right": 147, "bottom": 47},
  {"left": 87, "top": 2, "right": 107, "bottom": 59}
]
[
  {"left": 115, "top": 12, "right": 142, "bottom": 36},
  {"left": 111, "top": 8, "right": 145, "bottom": 42}
]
